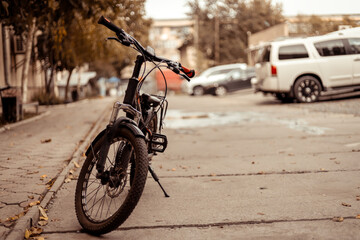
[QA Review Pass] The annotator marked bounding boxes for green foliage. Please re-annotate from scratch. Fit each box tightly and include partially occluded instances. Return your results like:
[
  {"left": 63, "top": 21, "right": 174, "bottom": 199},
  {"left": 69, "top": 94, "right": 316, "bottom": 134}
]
[
  {"left": 188, "top": 0, "right": 284, "bottom": 67},
  {"left": 295, "top": 14, "right": 359, "bottom": 36},
  {"left": 31, "top": 90, "right": 63, "bottom": 105},
  {"left": 1, "top": 0, "right": 151, "bottom": 89}
]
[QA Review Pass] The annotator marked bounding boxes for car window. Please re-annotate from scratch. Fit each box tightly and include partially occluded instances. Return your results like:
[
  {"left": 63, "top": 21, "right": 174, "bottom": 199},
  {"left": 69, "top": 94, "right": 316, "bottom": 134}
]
[
  {"left": 314, "top": 39, "right": 347, "bottom": 57},
  {"left": 278, "top": 44, "right": 309, "bottom": 60},
  {"left": 348, "top": 38, "right": 360, "bottom": 54},
  {"left": 209, "top": 68, "right": 237, "bottom": 76},
  {"left": 257, "top": 45, "right": 271, "bottom": 63}
]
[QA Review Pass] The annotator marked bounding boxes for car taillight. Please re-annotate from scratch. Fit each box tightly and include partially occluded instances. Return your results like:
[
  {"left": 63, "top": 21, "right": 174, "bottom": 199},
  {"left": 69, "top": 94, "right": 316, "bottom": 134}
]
[{"left": 271, "top": 65, "right": 277, "bottom": 76}]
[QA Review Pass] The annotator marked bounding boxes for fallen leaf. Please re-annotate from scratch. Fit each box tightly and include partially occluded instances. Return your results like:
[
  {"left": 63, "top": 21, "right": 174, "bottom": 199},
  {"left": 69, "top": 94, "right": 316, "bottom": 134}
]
[
  {"left": 171, "top": 168, "right": 176, "bottom": 171},
  {"left": 257, "top": 212, "right": 265, "bottom": 215},
  {"left": 332, "top": 217, "right": 344, "bottom": 222},
  {"left": 30, "top": 226, "right": 43, "bottom": 235},
  {"left": 40, "top": 138, "right": 51, "bottom": 143},
  {"left": 356, "top": 195, "right": 360, "bottom": 201},
  {"left": 38, "top": 206, "right": 48, "bottom": 221},
  {"left": 28, "top": 195, "right": 34, "bottom": 200},
  {"left": 24, "top": 229, "right": 31, "bottom": 239},
  {"left": 64, "top": 178, "right": 71, "bottom": 183},
  {"left": 356, "top": 214, "right": 360, "bottom": 219},
  {"left": 40, "top": 175, "right": 47, "bottom": 180},
  {"left": 329, "top": 157, "right": 336, "bottom": 160},
  {"left": 73, "top": 161, "right": 80, "bottom": 168},
  {"left": 46, "top": 178, "right": 55, "bottom": 187},
  {"left": 342, "top": 202, "right": 351, "bottom": 207},
  {"left": 28, "top": 201, "right": 40, "bottom": 207},
  {"left": 38, "top": 220, "right": 48, "bottom": 226},
  {"left": 251, "top": 161, "right": 255, "bottom": 164},
  {"left": 209, "top": 173, "right": 216, "bottom": 176}
]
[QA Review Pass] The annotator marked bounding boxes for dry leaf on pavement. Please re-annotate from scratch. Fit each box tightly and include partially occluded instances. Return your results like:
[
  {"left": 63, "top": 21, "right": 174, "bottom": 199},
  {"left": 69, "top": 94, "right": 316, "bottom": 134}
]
[
  {"left": 332, "top": 217, "right": 344, "bottom": 222},
  {"left": 38, "top": 206, "right": 48, "bottom": 221},
  {"left": 38, "top": 220, "right": 48, "bottom": 226},
  {"left": 342, "top": 202, "right": 351, "bottom": 207},
  {"left": 40, "top": 138, "right": 51, "bottom": 143}
]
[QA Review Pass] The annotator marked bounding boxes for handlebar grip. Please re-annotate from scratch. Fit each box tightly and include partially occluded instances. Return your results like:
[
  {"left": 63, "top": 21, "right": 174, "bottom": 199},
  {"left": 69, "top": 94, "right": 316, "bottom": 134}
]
[
  {"left": 181, "top": 66, "right": 195, "bottom": 78},
  {"left": 98, "top": 16, "right": 124, "bottom": 34}
]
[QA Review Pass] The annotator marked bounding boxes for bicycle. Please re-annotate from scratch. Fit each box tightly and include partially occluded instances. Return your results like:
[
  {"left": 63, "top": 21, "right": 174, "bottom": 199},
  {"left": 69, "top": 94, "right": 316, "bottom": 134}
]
[{"left": 74, "top": 16, "right": 195, "bottom": 235}]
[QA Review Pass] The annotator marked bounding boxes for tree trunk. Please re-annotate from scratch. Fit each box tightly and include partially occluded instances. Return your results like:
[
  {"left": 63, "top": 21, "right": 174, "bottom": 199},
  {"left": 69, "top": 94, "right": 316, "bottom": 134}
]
[
  {"left": 64, "top": 68, "right": 74, "bottom": 102},
  {"left": 46, "top": 64, "right": 55, "bottom": 94},
  {"left": 21, "top": 18, "right": 37, "bottom": 104}
]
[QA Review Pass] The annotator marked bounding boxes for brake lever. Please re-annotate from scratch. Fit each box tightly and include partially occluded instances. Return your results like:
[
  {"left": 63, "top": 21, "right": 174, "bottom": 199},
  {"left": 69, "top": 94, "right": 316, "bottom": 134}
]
[
  {"left": 106, "top": 37, "right": 122, "bottom": 43},
  {"left": 180, "top": 73, "right": 191, "bottom": 82}
]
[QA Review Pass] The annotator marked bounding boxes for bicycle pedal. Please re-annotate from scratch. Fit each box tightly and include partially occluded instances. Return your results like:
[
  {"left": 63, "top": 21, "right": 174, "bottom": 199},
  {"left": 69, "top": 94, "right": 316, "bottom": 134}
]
[{"left": 150, "top": 133, "right": 168, "bottom": 153}]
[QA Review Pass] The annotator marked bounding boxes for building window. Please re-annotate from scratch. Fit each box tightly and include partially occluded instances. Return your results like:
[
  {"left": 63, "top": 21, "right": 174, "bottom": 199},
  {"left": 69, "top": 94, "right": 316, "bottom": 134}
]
[{"left": 14, "top": 36, "right": 25, "bottom": 54}]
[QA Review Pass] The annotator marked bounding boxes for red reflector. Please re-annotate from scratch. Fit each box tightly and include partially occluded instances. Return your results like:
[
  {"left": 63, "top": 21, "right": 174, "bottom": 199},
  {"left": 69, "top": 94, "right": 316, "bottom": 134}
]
[{"left": 271, "top": 65, "right": 277, "bottom": 76}]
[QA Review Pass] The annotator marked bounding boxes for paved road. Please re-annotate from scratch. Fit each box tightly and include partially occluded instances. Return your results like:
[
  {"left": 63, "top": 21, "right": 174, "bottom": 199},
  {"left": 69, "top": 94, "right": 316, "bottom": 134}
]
[
  {"left": 2, "top": 91, "right": 360, "bottom": 239},
  {"left": 0, "top": 97, "right": 114, "bottom": 239},
  {"left": 36, "top": 92, "right": 360, "bottom": 239}
]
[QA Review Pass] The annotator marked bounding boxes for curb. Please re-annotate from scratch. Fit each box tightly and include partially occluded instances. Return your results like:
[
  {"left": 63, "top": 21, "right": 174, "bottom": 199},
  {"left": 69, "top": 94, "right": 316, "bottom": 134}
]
[
  {"left": 4, "top": 101, "right": 111, "bottom": 240},
  {"left": 0, "top": 111, "right": 50, "bottom": 133}
]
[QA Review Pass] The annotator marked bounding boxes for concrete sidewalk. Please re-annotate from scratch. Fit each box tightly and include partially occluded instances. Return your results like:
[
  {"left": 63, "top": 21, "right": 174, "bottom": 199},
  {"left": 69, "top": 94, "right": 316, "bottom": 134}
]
[
  {"left": 0, "top": 97, "right": 114, "bottom": 239},
  {"left": 36, "top": 93, "right": 360, "bottom": 240}
]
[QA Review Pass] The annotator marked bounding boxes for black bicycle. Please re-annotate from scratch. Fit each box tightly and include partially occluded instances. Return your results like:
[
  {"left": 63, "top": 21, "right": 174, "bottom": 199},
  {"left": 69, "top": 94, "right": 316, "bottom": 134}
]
[{"left": 75, "top": 16, "right": 195, "bottom": 235}]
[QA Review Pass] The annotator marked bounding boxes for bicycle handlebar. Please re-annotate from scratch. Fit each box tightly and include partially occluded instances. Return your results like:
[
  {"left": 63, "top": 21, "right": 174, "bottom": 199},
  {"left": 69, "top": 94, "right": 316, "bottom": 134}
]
[
  {"left": 98, "top": 16, "right": 125, "bottom": 35},
  {"left": 98, "top": 16, "right": 195, "bottom": 81}
]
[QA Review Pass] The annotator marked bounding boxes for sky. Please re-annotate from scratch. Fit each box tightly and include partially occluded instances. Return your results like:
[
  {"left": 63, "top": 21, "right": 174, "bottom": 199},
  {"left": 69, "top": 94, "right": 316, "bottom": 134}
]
[{"left": 145, "top": 0, "right": 360, "bottom": 19}]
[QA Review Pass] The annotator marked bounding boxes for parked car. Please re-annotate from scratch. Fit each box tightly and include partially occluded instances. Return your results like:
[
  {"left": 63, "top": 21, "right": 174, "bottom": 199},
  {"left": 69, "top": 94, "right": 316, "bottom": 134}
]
[
  {"left": 181, "top": 63, "right": 247, "bottom": 96},
  {"left": 209, "top": 66, "right": 256, "bottom": 96},
  {"left": 252, "top": 27, "right": 360, "bottom": 103}
]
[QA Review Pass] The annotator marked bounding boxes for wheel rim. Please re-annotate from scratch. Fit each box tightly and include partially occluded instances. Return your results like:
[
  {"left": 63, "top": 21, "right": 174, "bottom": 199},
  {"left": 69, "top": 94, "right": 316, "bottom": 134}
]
[
  {"left": 215, "top": 86, "right": 226, "bottom": 96},
  {"left": 193, "top": 87, "right": 204, "bottom": 96},
  {"left": 296, "top": 79, "right": 320, "bottom": 103},
  {"left": 81, "top": 137, "right": 134, "bottom": 223}
]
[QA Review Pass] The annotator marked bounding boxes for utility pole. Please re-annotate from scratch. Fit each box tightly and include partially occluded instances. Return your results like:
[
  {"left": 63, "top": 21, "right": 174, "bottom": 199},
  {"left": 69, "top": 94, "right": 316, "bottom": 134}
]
[{"left": 214, "top": 13, "right": 220, "bottom": 65}]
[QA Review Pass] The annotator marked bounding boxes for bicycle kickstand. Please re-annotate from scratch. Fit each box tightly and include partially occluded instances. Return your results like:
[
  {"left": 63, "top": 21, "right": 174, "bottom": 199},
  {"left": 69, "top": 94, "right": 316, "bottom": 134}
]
[{"left": 148, "top": 165, "right": 170, "bottom": 198}]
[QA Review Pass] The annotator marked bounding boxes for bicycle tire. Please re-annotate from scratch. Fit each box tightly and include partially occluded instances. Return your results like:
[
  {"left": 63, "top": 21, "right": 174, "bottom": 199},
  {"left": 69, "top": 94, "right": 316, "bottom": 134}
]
[{"left": 75, "top": 127, "right": 148, "bottom": 235}]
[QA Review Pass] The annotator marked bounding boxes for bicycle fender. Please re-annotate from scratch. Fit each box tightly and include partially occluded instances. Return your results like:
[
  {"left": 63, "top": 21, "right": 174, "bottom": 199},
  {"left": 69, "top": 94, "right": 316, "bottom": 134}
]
[
  {"left": 114, "top": 117, "right": 145, "bottom": 139},
  {"left": 85, "top": 117, "right": 144, "bottom": 157},
  {"left": 85, "top": 129, "right": 106, "bottom": 157}
]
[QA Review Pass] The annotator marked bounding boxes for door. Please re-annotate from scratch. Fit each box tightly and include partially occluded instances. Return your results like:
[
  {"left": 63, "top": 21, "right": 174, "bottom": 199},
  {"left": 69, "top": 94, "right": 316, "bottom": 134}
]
[
  {"left": 314, "top": 39, "right": 353, "bottom": 87},
  {"left": 348, "top": 38, "right": 360, "bottom": 85}
]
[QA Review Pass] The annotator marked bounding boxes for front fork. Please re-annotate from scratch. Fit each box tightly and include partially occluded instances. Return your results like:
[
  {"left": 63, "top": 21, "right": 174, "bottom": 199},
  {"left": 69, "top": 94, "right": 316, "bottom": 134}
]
[{"left": 96, "top": 102, "right": 141, "bottom": 174}]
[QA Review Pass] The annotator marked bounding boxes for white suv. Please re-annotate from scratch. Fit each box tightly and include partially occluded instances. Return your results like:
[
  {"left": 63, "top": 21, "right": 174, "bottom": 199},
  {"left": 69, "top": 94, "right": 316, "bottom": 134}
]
[
  {"left": 252, "top": 28, "right": 360, "bottom": 103},
  {"left": 182, "top": 63, "right": 247, "bottom": 96}
]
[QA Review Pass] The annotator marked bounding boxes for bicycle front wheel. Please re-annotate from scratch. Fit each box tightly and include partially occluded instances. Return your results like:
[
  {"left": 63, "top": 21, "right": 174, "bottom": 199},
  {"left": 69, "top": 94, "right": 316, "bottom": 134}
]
[{"left": 75, "top": 127, "right": 148, "bottom": 235}]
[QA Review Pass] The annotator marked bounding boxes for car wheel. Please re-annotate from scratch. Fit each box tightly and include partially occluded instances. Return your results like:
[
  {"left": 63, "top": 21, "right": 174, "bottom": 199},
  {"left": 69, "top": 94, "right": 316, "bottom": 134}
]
[
  {"left": 215, "top": 86, "right": 227, "bottom": 96},
  {"left": 293, "top": 76, "right": 321, "bottom": 103},
  {"left": 193, "top": 86, "right": 204, "bottom": 96}
]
